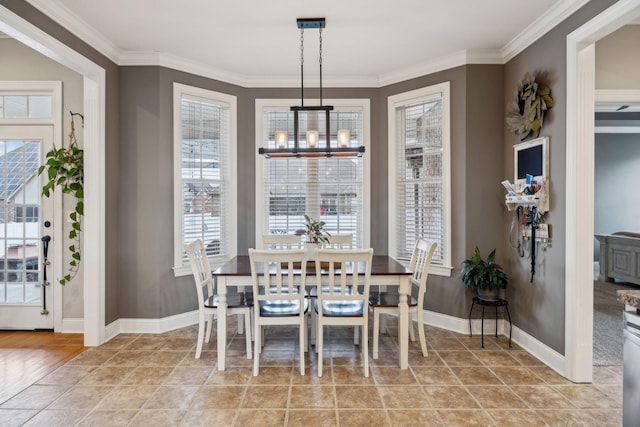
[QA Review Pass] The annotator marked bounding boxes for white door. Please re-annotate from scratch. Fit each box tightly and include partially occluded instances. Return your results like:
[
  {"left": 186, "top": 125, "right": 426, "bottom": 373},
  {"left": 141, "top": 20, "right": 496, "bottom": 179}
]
[{"left": 0, "top": 125, "right": 54, "bottom": 329}]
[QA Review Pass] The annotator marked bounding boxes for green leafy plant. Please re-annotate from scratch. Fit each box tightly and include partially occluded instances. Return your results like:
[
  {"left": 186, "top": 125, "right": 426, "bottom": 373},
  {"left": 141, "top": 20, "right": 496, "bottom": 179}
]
[
  {"left": 38, "top": 121, "right": 84, "bottom": 285},
  {"left": 506, "top": 72, "right": 554, "bottom": 141},
  {"left": 303, "top": 214, "right": 331, "bottom": 244},
  {"left": 459, "top": 246, "right": 508, "bottom": 291}
]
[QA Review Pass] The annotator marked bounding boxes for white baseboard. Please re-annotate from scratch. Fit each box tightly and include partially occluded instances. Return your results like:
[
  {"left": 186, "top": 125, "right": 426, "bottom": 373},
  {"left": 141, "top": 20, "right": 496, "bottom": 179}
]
[
  {"left": 511, "top": 324, "right": 565, "bottom": 375},
  {"left": 96, "top": 307, "right": 566, "bottom": 376},
  {"left": 418, "top": 310, "right": 566, "bottom": 377},
  {"left": 61, "top": 318, "right": 84, "bottom": 333},
  {"left": 104, "top": 310, "right": 199, "bottom": 341}
]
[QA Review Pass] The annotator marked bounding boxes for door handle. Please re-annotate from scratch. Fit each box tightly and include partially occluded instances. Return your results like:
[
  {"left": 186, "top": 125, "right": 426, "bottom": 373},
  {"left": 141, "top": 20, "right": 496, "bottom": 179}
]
[{"left": 40, "top": 235, "right": 51, "bottom": 315}]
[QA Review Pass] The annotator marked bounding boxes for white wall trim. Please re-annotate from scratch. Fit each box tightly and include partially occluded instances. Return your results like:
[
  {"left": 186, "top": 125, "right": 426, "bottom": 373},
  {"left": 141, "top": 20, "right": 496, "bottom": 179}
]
[
  {"left": 502, "top": 0, "right": 590, "bottom": 62},
  {"left": 565, "top": 0, "right": 640, "bottom": 383},
  {"left": 25, "top": 0, "right": 120, "bottom": 64},
  {"left": 172, "top": 83, "right": 238, "bottom": 274},
  {"left": 415, "top": 310, "right": 566, "bottom": 376},
  {"left": 105, "top": 310, "right": 199, "bottom": 336},
  {"left": 254, "top": 98, "right": 371, "bottom": 249},
  {"left": 387, "top": 83, "right": 452, "bottom": 275},
  {"left": 511, "top": 324, "right": 566, "bottom": 375},
  {"left": 61, "top": 317, "right": 84, "bottom": 333}
]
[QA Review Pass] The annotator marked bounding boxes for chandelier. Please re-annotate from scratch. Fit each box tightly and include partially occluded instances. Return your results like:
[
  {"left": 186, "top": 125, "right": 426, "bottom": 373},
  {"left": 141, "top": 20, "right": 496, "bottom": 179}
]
[{"left": 258, "top": 18, "right": 365, "bottom": 158}]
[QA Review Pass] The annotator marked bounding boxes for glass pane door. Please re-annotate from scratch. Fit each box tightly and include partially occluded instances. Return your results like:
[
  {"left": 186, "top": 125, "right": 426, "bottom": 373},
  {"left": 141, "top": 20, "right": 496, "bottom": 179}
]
[{"left": 0, "top": 126, "right": 53, "bottom": 329}]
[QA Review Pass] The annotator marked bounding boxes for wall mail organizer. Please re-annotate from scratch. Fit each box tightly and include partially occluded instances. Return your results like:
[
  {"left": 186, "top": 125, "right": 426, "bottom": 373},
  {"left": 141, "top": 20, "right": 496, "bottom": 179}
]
[{"left": 502, "top": 136, "right": 551, "bottom": 282}]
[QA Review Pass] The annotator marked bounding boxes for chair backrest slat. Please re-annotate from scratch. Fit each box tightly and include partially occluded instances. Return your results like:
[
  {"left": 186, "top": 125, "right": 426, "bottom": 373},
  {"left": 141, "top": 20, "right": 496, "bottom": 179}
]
[
  {"left": 185, "top": 239, "right": 214, "bottom": 302},
  {"left": 262, "top": 234, "right": 302, "bottom": 250},
  {"left": 409, "top": 239, "right": 438, "bottom": 308},
  {"left": 323, "top": 234, "right": 353, "bottom": 249},
  {"left": 314, "top": 248, "right": 373, "bottom": 305},
  {"left": 249, "top": 248, "right": 307, "bottom": 303}
]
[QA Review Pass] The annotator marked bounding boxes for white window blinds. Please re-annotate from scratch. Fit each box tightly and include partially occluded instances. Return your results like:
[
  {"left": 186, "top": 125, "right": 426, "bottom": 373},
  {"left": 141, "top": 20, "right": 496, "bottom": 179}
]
[
  {"left": 395, "top": 99, "right": 443, "bottom": 263},
  {"left": 177, "top": 91, "right": 231, "bottom": 267},
  {"left": 389, "top": 82, "right": 451, "bottom": 274},
  {"left": 260, "top": 106, "right": 365, "bottom": 247}
]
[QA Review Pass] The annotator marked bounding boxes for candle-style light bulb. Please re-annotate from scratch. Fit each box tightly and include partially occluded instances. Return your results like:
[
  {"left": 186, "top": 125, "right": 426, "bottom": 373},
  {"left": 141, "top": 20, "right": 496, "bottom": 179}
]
[
  {"left": 307, "top": 130, "right": 319, "bottom": 148},
  {"left": 275, "top": 131, "right": 287, "bottom": 148},
  {"left": 338, "top": 130, "right": 350, "bottom": 147}
]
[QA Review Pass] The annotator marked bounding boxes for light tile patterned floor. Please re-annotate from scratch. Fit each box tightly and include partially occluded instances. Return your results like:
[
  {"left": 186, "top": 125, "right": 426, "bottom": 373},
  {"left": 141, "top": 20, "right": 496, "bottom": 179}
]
[{"left": 0, "top": 319, "right": 622, "bottom": 426}]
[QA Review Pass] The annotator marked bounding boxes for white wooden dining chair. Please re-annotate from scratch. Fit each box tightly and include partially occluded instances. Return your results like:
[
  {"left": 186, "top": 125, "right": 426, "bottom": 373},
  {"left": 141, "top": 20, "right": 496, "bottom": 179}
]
[
  {"left": 184, "top": 239, "right": 252, "bottom": 359},
  {"left": 314, "top": 248, "right": 373, "bottom": 377},
  {"left": 309, "top": 234, "right": 354, "bottom": 345},
  {"left": 261, "top": 234, "right": 303, "bottom": 250},
  {"left": 249, "top": 248, "right": 308, "bottom": 376},
  {"left": 369, "top": 238, "right": 437, "bottom": 358}
]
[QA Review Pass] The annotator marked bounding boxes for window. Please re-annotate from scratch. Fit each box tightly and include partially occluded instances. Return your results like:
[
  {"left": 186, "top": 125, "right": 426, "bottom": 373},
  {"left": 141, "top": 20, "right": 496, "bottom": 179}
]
[
  {"left": 0, "top": 95, "right": 52, "bottom": 119},
  {"left": 388, "top": 82, "right": 451, "bottom": 276},
  {"left": 255, "top": 99, "right": 370, "bottom": 248},
  {"left": 173, "top": 84, "right": 237, "bottom": 275},
  {"left": 15, "top": 206, "right": 39, "bottom": 223}
]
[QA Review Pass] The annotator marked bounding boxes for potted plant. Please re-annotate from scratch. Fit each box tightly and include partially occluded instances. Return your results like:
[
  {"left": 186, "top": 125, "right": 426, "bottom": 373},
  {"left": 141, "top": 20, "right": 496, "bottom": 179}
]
[
  {"left": 302, "top": 214, "right": 330, "bottom": 244},
  {"left": 460, "top": 246, "right": 508, "bottom": 301},
  {"left": 299, "top": 214, "right": 330, "bottom": 260},
  {"left": 38, "top": 118, "right": 84, "bottom": 286}
]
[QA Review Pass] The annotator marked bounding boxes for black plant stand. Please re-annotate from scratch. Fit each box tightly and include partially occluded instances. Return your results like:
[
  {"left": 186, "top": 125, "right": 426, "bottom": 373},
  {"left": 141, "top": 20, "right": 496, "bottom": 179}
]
[{"left": 468, "top": 296, "right": 512, "bottom": 348}]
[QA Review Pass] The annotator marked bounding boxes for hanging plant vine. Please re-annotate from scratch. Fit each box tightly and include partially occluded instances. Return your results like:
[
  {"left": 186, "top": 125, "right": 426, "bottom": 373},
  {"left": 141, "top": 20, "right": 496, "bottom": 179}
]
[
  {"left": 506, "top": 72, "right": 554, "bottom": 141},
  {"left": 38, "top": 115, "right": 84, "bottom": 285}
]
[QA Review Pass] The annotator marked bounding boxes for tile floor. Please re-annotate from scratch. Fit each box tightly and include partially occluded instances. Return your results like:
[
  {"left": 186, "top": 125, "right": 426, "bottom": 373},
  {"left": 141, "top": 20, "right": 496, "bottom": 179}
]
[{"left": 0, "top": 319, "right": 622, "bottom": 426}]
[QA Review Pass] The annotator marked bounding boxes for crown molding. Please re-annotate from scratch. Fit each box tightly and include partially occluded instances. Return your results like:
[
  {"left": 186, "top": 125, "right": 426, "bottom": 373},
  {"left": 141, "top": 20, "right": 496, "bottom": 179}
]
[
  {"left": 466, "top": 49, "right": 504, "bottom": 64},
  {"left": 26, "top": 0, "right": 121, "bottom": 64},
  {"left": 502, "top": 0, "right": 590, "bottom": 63},
  {"left": 119, "top": 51, "right": 250, "bottom": 87},
  {"left": 25, "top": 0, "right": 588, "bottom": 87},
  {"left": 378, "top": 50, "right": 468, "bottom": 87}
]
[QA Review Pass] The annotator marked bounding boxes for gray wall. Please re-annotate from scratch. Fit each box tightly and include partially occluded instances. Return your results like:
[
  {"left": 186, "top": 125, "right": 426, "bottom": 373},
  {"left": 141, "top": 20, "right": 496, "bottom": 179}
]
[
  {"left": 594, "top": 133, "right": 640, "bottom": 249},
  {"left": 113, "top": 63, "right": 506, "bottom": 320},
  {"left": 0, "top": 37, "right": 84, "bottom": 318},
  {"left": 502, "top": 0, "right": 618, "bottom": 354}
]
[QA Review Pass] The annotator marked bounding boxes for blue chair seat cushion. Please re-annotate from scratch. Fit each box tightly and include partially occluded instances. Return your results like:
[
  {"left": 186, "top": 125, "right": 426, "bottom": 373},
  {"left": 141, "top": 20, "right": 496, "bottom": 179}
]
[
  {"left": 259, "top": 298, "right": 309, "bottom": 316},
  {"left": 315, "top": 299, "right": 364, "bottom": 317}
]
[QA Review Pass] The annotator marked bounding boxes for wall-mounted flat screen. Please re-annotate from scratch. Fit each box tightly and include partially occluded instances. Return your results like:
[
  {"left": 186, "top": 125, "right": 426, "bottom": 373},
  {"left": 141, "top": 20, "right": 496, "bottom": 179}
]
[{"left": 513, "top": 136, "right": 548, "bottom": 182}]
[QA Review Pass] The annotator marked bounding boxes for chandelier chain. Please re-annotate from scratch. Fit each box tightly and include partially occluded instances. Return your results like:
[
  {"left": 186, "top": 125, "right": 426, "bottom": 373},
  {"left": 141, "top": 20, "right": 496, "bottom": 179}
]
[
  {"left": 300, "top": 28, "right": 304, "bottom": 67},
  {"left": 319, "top": 28, "right": 323, "bottom": 65},
  {"left": 300, "top": 28, "right": 304, "bottom": 106}
]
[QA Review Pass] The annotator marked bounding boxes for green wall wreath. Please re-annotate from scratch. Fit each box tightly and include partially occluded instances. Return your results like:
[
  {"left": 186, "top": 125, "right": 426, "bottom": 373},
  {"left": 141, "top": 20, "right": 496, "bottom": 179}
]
[{"left": 506, "top": 72, "right": 554, "bottom": 141}]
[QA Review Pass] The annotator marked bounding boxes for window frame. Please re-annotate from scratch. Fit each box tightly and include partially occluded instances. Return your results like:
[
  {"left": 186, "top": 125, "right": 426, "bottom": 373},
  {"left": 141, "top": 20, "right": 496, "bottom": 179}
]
[
  {"left": 254, "top": 98, "right": 371, "bottom": 248},
  {"left": 387, "top": 82, "right": 452, "bottom": 276},
  {"left": 173, "top": 83, "right": 237, "bottom": 276}
]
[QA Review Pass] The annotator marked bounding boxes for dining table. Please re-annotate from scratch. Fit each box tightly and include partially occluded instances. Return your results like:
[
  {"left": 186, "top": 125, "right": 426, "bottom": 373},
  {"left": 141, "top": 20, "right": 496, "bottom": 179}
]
[{"left": 212, "top": 255, "right": 413, "bottom": 371}]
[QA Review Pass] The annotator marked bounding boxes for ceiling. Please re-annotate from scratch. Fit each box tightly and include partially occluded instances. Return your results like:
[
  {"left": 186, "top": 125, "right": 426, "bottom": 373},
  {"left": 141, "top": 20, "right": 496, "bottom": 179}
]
[{"left": 25, "top": 0, "right": 589, "bottom": 87}]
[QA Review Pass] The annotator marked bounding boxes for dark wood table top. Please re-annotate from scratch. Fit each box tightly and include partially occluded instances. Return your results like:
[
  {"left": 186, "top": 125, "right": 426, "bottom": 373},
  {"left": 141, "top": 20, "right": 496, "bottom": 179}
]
[{"left": 213, "top": 255, "right": 411, "bottom": 277}]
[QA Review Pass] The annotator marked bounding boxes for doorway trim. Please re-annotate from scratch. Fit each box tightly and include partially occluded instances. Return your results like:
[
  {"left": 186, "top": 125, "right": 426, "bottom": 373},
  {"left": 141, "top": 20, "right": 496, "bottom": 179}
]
[
  {"left": 565, "top": 0, "right": 640, "bottom": 382},
  {"left": 0, "top": 5, "right": 106, "bottom": 345}
]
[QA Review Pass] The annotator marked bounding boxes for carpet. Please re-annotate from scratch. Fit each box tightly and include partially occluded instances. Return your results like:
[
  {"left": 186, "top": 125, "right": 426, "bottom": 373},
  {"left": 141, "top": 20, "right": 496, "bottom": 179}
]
[{"left": 593, "top": 279, "right": 636, "bottom": 366}]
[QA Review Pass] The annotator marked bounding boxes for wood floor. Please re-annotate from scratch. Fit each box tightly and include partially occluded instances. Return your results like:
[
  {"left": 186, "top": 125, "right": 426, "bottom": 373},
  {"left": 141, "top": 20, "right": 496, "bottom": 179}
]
[{"left": 0, "top": 331, "right": 84, "bottom": 404}]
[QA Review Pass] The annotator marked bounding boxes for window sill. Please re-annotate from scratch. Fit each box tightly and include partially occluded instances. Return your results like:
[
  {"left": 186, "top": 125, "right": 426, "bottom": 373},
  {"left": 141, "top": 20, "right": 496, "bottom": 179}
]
[
  {"left": 429, "top": 265, "right": 453, "bottom": 277},
  {"left": 173, "top": 265, "right": 192, "bottom": 278},
  {"left": 173, "top": 257, "right": 231, "bottom": 278}
]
